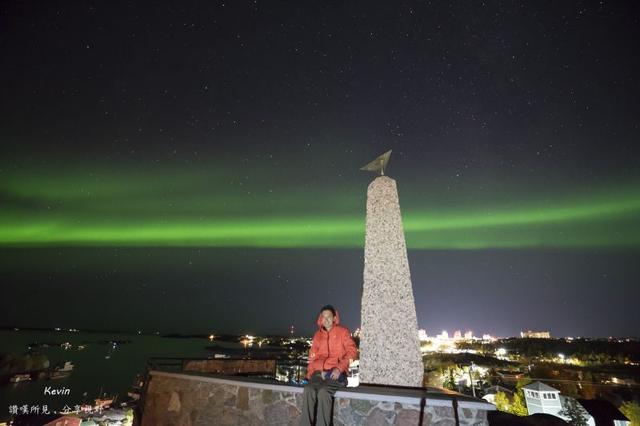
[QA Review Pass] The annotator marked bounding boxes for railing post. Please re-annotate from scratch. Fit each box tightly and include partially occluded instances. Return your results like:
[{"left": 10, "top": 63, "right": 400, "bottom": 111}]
[
  {"left": 418, "top": 391, "right": 426, "bottom": 426},
  {"left": 135, "top": 362, "right": 153, "bottom": 426},
  {"left": 452, "top": 396, "right": 460, "bottom": 426}
]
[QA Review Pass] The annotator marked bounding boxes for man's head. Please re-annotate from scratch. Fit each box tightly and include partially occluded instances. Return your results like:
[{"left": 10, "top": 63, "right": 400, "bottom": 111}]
[{"left": 320, "top": 304, "right": 336, "bottom": 331}]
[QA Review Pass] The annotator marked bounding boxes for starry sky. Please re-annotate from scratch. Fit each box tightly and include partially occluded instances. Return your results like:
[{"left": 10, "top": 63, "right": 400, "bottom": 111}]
[{"left": 1, "top": 1, "right": 639, "bottom": 337}]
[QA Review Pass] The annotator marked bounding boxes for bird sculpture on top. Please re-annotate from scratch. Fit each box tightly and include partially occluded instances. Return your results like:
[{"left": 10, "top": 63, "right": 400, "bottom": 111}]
[{"left": 360, "top": 149, "right": 392, "bottom": 176}]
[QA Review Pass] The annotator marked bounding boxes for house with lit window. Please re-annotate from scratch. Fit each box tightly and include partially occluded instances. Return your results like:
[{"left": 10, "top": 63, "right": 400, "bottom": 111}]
[
  {"left": 523, "top": 381, "right": 563, "bottom": 417},
  {"left": 523, "top": 381, "right": 630, "bottom": 426}
]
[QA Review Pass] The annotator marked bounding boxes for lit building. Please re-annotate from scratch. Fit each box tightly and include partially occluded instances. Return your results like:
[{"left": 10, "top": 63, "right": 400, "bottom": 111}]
[
  {"left": 522, "top": 382, "right": 630, "bottom": 426},
  {"left": 520, "top": 330, "right": 551, "bottom": 339},
  {"left": 417, "top": 328, "right": 499, "bottom": 353},
  {"left": 523, "top": 381, "right": 562, "bottom": 417},
  {"left": 418, "top": 329, "right": 428, "bottom": 341},
  {"left": 482, "top": 334, "right": 496, "bottom": 342}
]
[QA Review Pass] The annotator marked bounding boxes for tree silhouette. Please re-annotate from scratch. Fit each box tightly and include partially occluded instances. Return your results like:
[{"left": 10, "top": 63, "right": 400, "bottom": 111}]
[{"left": 559, "top": 398, "right": 588, "bottom": 426}]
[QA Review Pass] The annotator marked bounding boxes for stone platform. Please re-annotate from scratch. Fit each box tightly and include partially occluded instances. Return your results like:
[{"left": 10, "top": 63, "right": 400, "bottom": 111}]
[{"left": 140, "top": 370, "right": 494, "bottom": 425}]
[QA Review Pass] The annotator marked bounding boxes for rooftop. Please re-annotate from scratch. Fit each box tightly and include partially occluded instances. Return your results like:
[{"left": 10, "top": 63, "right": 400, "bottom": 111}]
[
  {"left": 577, "top": 398, "right": 629, "bottom": 423},
  {"left": 522, "top": 381, "right": 560, "bottom": 392}
]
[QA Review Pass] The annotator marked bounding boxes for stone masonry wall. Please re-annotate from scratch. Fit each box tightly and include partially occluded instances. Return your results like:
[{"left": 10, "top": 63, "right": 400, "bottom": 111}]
[{"left": 141, "top": 373, "right": 489, "bottom": 426}]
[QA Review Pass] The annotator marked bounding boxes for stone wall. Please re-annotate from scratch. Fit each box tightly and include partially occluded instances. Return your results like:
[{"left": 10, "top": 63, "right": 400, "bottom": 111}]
[
  {"left": 183, "top": 359, "right": 276, "bottom": 376},
  {"left": 141, "top": 371, "right": 491, "bottom": 426}
]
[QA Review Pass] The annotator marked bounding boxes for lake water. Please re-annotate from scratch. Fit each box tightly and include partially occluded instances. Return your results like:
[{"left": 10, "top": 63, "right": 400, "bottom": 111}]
[{"left": 0, "top": 329, "right": 242, "bottom": 422}]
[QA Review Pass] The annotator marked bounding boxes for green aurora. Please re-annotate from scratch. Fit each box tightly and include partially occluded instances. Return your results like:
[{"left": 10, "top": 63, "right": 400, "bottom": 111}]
[{"left": 1, "top": 166, "right": 638, "bottom": 249}]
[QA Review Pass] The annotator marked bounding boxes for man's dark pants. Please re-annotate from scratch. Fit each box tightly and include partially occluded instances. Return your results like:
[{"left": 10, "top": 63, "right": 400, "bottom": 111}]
[{"left": 300, "top": 371, "right": 346, "bottom": 426}]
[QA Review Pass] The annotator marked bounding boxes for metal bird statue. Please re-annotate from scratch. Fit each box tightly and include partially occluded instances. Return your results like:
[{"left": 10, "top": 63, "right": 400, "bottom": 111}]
[{"left": 360, "top": 149, "right": 392, "bottom": 176}]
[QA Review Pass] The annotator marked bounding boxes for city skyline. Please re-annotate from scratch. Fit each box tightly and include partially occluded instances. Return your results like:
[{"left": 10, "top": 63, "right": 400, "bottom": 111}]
[{"left": 0, "top": 319, "right": 636, "bottom": 342}]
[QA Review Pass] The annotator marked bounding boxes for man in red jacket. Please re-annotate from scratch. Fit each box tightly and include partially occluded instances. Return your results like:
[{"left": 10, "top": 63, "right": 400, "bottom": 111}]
[{"left": 299, "top": 305, "right": 358, "bottom": 426}]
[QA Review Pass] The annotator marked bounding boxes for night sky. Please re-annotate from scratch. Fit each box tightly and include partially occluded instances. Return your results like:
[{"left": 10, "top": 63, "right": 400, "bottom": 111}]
[{"left": 1, "top": 2, "right": 639, "bottom": 338}]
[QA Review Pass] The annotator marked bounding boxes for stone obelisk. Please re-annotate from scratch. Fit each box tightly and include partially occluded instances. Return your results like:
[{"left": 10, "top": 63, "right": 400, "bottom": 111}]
[{"left": 359, "top": 150, "right": 424, "bottom": 387}]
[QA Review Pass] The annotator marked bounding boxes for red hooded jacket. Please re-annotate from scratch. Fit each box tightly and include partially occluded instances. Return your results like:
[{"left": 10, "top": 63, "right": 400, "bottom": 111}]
[{"left": 306, "top": 309, "right": 358, "bottom": 380}]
